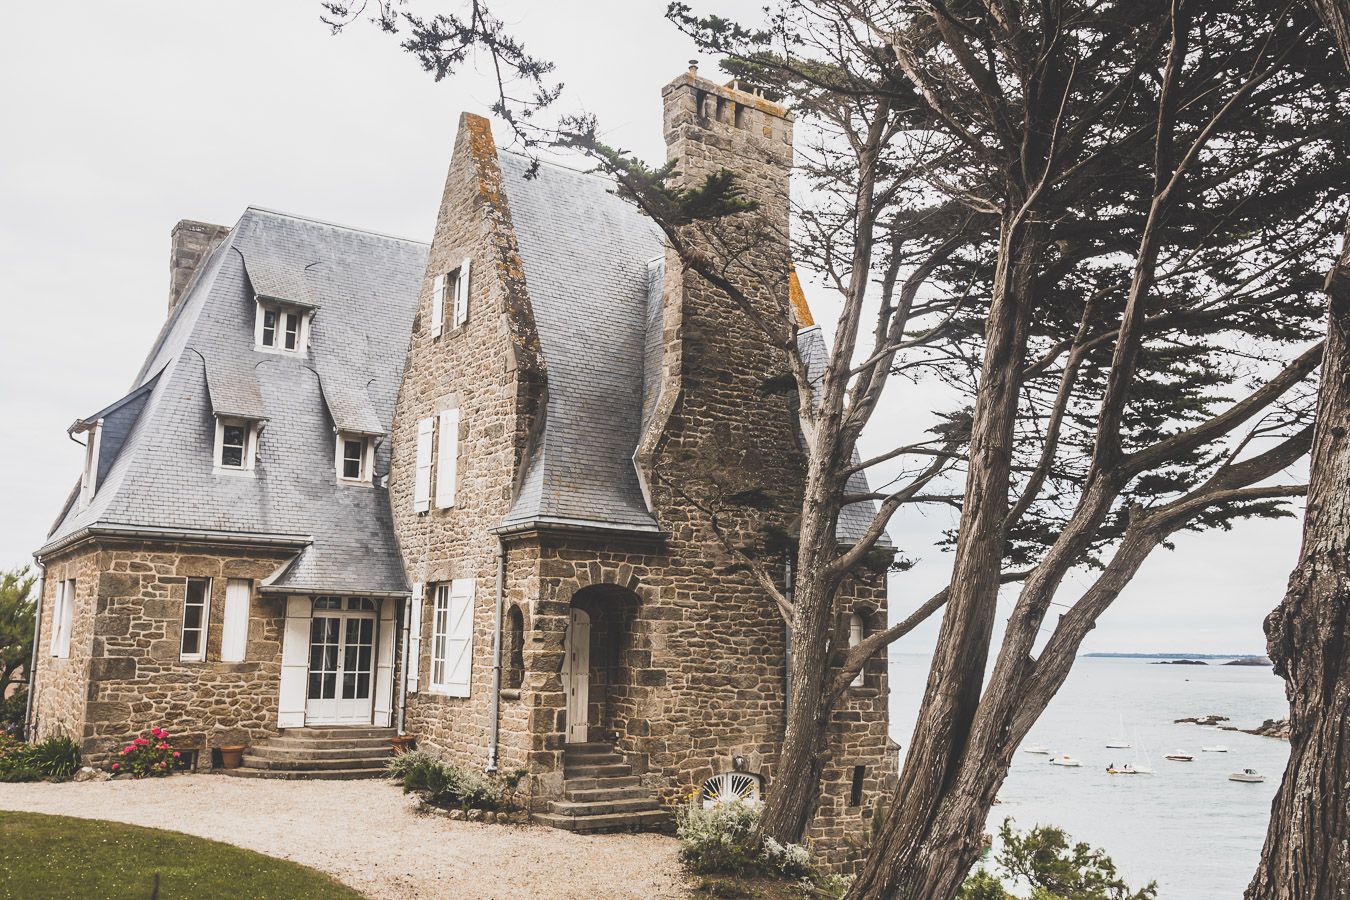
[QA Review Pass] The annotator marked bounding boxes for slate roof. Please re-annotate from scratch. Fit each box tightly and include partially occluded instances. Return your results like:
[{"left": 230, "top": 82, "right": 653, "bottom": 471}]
[
  {"left": 40, "top": 208, "right": 428, "bottom": 595},
  {"left": 497, "top": 153, "right": 665, "bottom": 533},
  {"left": 494, "top": 151, "right": 888, "bottom": 547}
]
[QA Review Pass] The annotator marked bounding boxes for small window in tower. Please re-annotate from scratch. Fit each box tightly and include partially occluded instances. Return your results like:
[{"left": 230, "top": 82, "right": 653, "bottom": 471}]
[
  {"left": 505, "top": 604, "right": 525, "bottom": 689},
  {"left": 848, "top": 611, "right": 867, "bottom": 687},
  {"left": 850, "top": 765, "right": 866, "bottom": 807}
]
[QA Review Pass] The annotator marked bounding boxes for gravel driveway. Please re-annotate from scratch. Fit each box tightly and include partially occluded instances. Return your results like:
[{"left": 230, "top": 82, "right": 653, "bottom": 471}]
[{"left": 0, "top": 775, "right": 687, "bottom": 899}]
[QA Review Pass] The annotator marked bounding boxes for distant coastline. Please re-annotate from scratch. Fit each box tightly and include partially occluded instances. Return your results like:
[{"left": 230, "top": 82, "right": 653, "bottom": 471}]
[{"left": 1082, "top": 652, "right": 1270, "bottom": 662}]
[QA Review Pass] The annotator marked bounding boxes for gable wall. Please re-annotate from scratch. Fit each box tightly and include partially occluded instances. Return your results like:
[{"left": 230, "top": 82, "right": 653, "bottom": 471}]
[{"left": 389, "top": 113, "right": 544, "bottom": 771}]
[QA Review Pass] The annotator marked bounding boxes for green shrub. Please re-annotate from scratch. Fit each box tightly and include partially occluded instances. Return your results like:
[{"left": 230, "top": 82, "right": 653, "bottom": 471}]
[
  {"left": 675, "top": 801, "right": 813, "bottom": 880},
  {"left": 388, "top": 750, "right": 525, "bottom": 812},
  {"left": 958, "top": 820, "right": 1157, "bottom": 900},
  {"left": 0, "top": 735, "right": 81, "bottom": 782}
]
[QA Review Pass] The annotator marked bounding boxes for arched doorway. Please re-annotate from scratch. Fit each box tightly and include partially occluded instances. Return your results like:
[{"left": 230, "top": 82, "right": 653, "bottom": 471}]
[{"left": 562, "top": 584, "right": 640, "bottom": 744}]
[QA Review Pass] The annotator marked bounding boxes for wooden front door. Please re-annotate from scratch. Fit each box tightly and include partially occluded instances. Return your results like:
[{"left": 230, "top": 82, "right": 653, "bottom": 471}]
[{"left": 562, "top": 607, "right": 591, "bottom": 743}]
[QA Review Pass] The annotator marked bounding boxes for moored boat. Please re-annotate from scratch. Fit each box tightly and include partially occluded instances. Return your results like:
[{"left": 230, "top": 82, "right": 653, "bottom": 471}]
[
  {"left": 1229, "top": 768, "right": 1266, "bottom": 783},
  {"left": 1164, "top": 751, "right": 1195, "bottom": 762},
  {"left": 1049, "top": 754, "right": 1082, "bottom": 767}
]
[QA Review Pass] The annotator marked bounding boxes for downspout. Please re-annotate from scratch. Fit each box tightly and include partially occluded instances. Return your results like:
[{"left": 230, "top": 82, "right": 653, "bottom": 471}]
[
  {"left": 25, "top": 562, "right": 45, "bottom": 738},
  {"left": 396, "top": 595, "right": 410, "bottom": 736},
  {"left": 485, "top": 537, "right": 506, "bottom": 773}
]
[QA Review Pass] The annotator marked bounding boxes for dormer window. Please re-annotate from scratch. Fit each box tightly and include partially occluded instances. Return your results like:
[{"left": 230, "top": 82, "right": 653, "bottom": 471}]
[
  {"left": 215, "top": 417, "right": 259, "bottom": 472},
  {"left": 255, "top": 301, "right": 309, "bottom": 353},
  {"left": 336, "top": 432, "right": 374, "bottom": 483}
]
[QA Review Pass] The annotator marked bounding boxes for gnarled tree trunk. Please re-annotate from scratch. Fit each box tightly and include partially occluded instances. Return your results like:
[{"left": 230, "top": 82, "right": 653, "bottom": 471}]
[
  {"left": 1246, "top": 4, "right": 1350, "bottom": 896},
  {"left": 1246, "top": 223, "right": 1350, "bottom": 899}
]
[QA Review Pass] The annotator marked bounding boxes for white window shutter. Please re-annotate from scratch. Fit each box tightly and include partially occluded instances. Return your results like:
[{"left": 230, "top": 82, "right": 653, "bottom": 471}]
[
  {"left": 278, "top": 596, "right": 312, "bottom": 728},
  {"left": 220, "top": 579, "right": 250, "bottom": 662},
  {"left": 414, "top": 417, "right": 434, "bottom": 513},
  {"left": 430, "top": 274, "right": 446, "bottom": 338},
  {"left": 444, "top": 577, "right": 475, "bottom": 697},
  {"left": 453, "top": 258, "right": 471, "bottom": 327},
  {"left": 435, "top": 407, "right": 460, "bottom": 509},
  {"left": 407, "top": 583, "right": 423, "bottom": 693},
  {"left": 373, "top": 598, "right": 397, "bottom": 726}
]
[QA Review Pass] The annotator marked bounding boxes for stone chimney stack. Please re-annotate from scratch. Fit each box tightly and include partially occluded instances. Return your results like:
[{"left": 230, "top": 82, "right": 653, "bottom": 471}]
[
  {"left": 661, "top": 66, "right": 794, "bottom": 234},
  {"left": 168, "top": 219, "right": 230, "bottom": 314}
]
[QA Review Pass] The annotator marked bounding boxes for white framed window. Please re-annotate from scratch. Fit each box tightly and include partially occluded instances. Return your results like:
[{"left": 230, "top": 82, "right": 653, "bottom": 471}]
[
  {"left": 429, "top": 258, "right": 471, "bottom": 338},
  {"left": 335, "top": 432, "right": 373, "bottom": 483},
  {"left": 214, "top": 417, "right": 258, "bottom": 472},
  {"left": 429, "top": 578, "right": 474, "bottom": 696},
  {"left": 78, "top": 421, "right": 103, "bottom": 510},
  {"left": 50, "top": 579, "right": 75, "bottom": 658},
  {"left": 435, "top": 407, "right": 459, "bottom": 509},
  {"left": 413, "top": 417, "right": 434, "bottom": 512},
  {"left": 254, "top": 301, "right": 309, "bottom": 353},
  {"left": 180, "top": 577, "right": 211, "bottom": 662},
  {"left": 220, "top": 578, "right": 250, "bottom": 662},
  {"left": 848, "top": 612, "right": 866, "bottom": 687}
]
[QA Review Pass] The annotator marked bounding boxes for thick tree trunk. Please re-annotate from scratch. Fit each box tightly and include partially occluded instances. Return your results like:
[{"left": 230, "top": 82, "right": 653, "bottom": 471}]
[
  {"left": 847, "top": 217, "right": 1045, "bottom": 899},
  {"left": 760, "top": 570, "right": 836, "bottom": 842},
  {"left": 1246, "top": 215, "right": 1350, "bottom": 899}
]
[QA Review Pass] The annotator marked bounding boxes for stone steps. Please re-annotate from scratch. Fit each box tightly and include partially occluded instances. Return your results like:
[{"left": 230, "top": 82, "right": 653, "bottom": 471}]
[
  {"left": 223, "top": 726, "right": 395, "bottom": 780},
  {"left": 531, "top": 810, "right": 671, "bottom": 833},
  {"left": 534, "top": 741, "right": 670, "bottom": 835}
]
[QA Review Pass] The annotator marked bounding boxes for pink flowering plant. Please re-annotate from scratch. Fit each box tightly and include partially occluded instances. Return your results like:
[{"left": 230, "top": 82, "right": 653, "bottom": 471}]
[{"left": 111, "top": 727, "right": 184, "bottom": 778}]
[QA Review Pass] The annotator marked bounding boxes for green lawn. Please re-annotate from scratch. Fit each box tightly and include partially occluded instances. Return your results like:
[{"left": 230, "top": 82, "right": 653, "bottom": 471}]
[{"left": 0, "top": 811, "right": 363, "bottom": 899}]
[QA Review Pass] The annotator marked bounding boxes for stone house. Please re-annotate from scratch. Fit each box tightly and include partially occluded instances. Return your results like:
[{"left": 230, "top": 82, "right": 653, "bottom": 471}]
[{"left": 30, "top": 68, "right": 895, "bottom": 860}]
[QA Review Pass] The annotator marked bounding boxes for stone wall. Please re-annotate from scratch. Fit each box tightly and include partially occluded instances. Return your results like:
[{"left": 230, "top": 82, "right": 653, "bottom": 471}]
[{"left": 33, "top": 540, "right": 293, "bottom": 770}]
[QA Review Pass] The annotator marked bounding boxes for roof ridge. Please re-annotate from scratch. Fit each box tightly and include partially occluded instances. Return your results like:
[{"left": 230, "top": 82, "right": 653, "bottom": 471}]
[
  {"left": 498, "top": 149, "right": 618, "bottom": 183},
  {"left": 243, "top": 206, "right": 430, "bottom": 246}
]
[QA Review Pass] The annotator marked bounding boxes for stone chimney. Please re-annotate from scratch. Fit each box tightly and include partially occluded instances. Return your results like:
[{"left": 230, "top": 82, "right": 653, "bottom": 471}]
[{"left": 169, "top": 219, "right": 230, "bottom": 314}]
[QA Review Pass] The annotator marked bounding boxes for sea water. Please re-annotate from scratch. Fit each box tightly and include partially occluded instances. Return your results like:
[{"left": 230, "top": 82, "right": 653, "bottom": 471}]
[{"left": 888, "top": 654, "right": 1289, "bottom": 899}]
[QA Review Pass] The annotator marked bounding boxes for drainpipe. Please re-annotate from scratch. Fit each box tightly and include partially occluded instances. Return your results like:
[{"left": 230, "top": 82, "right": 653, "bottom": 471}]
[
  {"left": 485, "top": 537, "right": 506, "bottom": 773},
  {"left": 783, "top": 555, "right": 794, "bottom": 719},
  {"left": 396, "top": 595, "right": 410, "bottom": 736},
  {"left": 24, "top": 562, "right": 45, "bottom": 738}
]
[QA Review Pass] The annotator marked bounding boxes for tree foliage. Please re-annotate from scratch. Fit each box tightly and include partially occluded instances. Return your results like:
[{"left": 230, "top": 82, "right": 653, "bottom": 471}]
[
  {"left": 0, "top": 566, "right": 35, "bottom": 698},
  {"left": 960, "top": 821, "right": 1156, "bottom": 900}
]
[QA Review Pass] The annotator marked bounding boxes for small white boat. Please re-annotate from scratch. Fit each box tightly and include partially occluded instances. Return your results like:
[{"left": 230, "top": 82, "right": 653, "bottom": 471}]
[
  {"left": 1164, "top": 751, "right": 1195, "bottom": 762},
  {"left": 1024, "top": 745, "right": 1051, "bottom": 755},
  {"left": 1202, "top": 745, "right": 1229, "bottom": 753},
  {"left": 1106, "top": 741, "right": 1132, "bottom": 749},
  {"left": 1230, "top": 768, "right": 1266, "bottom": 783},
  {"left": 1049, "top": 754, "right": 1082, "bottom": 767}
]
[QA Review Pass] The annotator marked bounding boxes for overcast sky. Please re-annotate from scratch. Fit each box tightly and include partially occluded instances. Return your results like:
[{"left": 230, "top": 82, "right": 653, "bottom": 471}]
[{"left": 0, "top": 1, "right": 1304, "bottom": 654}]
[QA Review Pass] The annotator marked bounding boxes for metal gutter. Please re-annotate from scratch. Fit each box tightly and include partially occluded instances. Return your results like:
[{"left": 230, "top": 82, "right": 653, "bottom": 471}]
[{"left": 36, "top": 524, "right": 312, "bottom": 561}]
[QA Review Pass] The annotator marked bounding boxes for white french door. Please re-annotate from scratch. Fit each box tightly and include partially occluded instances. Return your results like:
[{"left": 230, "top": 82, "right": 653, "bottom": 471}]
[
  {"left": 562, "top": 607, "right": 591, "bottom": 743},
  {"left": 306, "top": 599, "right": 378, "bottom": 725}
]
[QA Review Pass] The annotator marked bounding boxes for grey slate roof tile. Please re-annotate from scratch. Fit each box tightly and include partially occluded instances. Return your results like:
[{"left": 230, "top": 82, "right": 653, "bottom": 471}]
[
  {"left": 42, "top": 208, "right": 427, "bottom": 595},
  {"left": 496, "top": 153, "right": 664, "bottom": 532}
]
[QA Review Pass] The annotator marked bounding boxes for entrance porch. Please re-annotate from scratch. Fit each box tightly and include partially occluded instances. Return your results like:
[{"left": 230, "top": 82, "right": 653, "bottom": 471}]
[{"left": 278, "top": 595, "right": 399, "bottom": 729}]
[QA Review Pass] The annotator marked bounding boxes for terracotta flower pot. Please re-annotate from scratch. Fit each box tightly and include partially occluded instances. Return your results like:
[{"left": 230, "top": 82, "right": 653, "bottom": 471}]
[{"left": 219, "top": 745, "right": 246, "bottom": 769}]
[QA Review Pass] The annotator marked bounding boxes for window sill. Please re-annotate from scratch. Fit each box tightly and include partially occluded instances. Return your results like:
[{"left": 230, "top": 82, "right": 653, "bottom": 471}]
[
  {"left": 213, "top": 467, "right": 256, "bottom": 477},
  {"left": 337, "top": 477, "right": 374, "bottom": 488}
]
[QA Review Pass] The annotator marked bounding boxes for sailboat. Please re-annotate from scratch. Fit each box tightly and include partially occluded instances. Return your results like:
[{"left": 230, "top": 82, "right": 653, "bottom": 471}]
[
  {"left": 1129, "top": 729, "right": 1155, "bottom": 774},
  {"left": 1106, "top": 715, "right": 1132, "bottom": 749}
]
